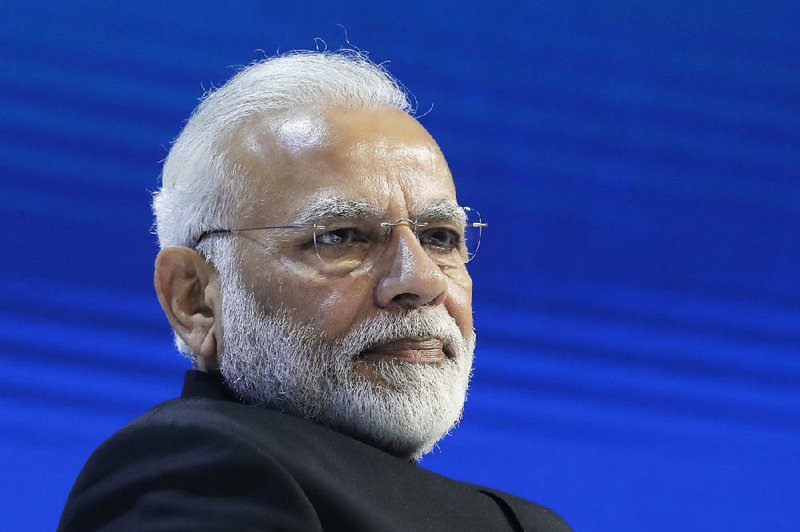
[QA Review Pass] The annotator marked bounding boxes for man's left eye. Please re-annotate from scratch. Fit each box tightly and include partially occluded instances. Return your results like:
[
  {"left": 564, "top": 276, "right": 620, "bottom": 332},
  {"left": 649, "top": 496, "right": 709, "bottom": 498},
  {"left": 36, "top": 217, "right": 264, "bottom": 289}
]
[{"left": 420, "top": 228, "right": 460, "bottom": 250}]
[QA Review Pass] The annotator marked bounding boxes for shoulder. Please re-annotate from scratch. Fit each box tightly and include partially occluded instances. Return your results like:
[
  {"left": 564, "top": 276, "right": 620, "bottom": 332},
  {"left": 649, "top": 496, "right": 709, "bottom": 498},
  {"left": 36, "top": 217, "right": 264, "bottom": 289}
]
[
  {"left": 58, "top": 398, "right": 324, "bottom": 531},
  {"left": 477, "top": 486, "right": 572, "bottom": 532},
  {"left": 69, "top": 395, "right": 343, "bottom": 487}
]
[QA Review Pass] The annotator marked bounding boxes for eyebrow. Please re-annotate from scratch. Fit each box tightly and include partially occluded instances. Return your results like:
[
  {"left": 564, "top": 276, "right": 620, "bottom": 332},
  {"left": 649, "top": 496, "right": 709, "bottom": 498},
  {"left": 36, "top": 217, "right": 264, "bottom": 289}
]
[
  {"left": 291, "top": 196, "right": 465, "bottom": 225},
  {"left": 292, "top": 197, "right": 382, "bottom": 225},
  {"left": 416, "top": 200, "right": 466, "bottom": 222}
]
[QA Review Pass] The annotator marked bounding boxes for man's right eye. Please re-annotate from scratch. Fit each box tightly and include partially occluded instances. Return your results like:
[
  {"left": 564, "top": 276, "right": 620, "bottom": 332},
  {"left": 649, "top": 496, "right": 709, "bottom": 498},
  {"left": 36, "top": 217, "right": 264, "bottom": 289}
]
[{"left": 316, "top": 228, "right": 361, "bottom": 246}]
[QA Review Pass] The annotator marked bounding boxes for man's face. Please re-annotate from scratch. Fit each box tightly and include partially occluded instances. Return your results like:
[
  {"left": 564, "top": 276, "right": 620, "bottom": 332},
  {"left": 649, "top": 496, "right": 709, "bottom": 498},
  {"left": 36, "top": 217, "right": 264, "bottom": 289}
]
[
  {"left": 215, "top": 106, "right": 475, "bottom": 458},
  {"left": 229, "top": 106, "right": 473, "bottom": 361}
]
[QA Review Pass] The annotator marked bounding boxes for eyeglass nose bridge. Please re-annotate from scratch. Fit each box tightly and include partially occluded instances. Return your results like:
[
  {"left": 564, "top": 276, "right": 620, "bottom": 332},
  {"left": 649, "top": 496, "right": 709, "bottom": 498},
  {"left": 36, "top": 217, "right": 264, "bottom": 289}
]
[{"left": 379, "top": 218, "right": 428, "bottom": 243}]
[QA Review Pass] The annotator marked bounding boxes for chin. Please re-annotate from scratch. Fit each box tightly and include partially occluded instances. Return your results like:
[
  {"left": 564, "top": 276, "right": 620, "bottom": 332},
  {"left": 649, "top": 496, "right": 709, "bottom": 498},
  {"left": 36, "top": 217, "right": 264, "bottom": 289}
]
[{"left": 316, "top": 357, "right": 470, "bottom": 461}]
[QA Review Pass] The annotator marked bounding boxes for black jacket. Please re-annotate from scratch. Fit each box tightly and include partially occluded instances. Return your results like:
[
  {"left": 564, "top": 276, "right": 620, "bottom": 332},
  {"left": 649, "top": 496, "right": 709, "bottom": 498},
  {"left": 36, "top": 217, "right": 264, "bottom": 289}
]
[{"left": 59, "top": 371, "right": 570, "bottom": 531}]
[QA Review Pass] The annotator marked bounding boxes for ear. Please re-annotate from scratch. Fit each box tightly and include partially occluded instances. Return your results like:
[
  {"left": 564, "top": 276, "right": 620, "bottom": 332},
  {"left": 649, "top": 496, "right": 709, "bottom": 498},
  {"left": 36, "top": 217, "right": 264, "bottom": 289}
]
[{"left": 154, "top": 247, "right": 222, "bottom": 371}]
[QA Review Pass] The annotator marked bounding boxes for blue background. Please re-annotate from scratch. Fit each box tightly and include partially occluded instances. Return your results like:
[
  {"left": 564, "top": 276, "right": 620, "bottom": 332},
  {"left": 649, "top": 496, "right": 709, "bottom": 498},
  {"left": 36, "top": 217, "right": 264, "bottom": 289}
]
[{"left": 2, "top": 1, "right": 799, "bottom": 530}]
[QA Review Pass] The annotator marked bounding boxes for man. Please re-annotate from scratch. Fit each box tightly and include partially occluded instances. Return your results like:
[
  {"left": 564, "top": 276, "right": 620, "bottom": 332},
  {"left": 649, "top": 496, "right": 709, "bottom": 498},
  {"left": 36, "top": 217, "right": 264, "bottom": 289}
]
[{"left": 59, "top": 51, "right": 569, "bottom": 531}]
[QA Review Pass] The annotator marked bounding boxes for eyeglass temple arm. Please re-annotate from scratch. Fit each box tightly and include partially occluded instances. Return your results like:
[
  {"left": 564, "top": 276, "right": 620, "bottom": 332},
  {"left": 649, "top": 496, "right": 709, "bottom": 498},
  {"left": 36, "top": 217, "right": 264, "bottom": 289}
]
[
  {"left": 195, "top": 224, "right": 315, "bottom": 246},
  {"left": 194, "top": 228, "right": 231, "bottom": 246}
]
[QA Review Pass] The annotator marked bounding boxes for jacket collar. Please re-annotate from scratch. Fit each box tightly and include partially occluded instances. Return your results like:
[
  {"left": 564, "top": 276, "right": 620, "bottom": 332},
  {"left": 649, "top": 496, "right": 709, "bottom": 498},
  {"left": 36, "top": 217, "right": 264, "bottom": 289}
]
[{"left": 180, "top": 370, "right": 240, "bottom": 402}]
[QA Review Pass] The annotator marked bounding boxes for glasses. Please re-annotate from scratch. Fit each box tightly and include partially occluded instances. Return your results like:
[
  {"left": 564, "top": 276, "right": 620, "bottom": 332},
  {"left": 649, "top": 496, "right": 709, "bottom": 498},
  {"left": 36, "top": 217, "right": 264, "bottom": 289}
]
[{"left": 196, "top": 206, "right": 487, "bottom": 275}]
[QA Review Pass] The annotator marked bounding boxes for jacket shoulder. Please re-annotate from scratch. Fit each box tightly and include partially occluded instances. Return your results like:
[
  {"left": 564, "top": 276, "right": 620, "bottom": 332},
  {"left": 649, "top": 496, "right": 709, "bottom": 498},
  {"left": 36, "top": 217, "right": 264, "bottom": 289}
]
[
  {"left": 58, "top": 398, "right": 323, "bottom": 531},
  {"left": 479, "top": 486, "right": 572, "bottom": 532}
]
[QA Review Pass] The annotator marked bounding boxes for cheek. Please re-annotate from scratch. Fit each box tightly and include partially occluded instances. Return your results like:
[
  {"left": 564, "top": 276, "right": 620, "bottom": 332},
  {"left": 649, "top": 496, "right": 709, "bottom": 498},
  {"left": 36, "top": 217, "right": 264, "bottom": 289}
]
[
  {"left": 314, "top": 289, "right": 359, "bottom": 328},
  {"left": 445, "top": 278, "right": 474, "bottom": 337},
  {"left": 289, "top": 274, "right": 377, "bottom": 337},
  {"left": 240, "top": 250, "right": 377, "bottom": 337}
]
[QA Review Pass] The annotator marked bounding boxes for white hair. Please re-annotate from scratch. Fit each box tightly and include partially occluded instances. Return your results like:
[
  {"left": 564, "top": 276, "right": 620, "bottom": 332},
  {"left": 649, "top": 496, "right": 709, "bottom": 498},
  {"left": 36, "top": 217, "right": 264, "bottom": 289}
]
[
  {"left": 213, "top": 237, "right": 474, "bottom": 460},
  {"left": 153, "top": 50, "right": 412, "bottom": 250},
  {"left": 151, "top": 51, "right": 412, "bottom": 359}
]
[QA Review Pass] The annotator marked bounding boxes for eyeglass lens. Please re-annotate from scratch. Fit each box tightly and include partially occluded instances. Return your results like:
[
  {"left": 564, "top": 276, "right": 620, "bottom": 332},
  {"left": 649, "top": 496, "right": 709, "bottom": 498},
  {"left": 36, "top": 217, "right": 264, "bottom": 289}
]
[{"left": 311, "top": 207, "right": 483, "bottom": 273}]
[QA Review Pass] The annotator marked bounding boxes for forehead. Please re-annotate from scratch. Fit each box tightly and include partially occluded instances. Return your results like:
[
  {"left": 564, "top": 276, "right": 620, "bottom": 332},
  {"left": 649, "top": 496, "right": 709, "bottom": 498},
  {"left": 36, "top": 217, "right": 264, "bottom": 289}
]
[{"left": 228, "top": 106, "right": 457, "bottom": 224}]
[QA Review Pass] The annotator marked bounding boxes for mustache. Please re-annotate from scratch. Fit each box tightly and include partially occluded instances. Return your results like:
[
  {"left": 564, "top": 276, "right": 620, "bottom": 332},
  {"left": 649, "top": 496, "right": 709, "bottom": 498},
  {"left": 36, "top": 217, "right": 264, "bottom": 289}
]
[{"left": 331, "top": 308, "right": 467, "bottom": 362}]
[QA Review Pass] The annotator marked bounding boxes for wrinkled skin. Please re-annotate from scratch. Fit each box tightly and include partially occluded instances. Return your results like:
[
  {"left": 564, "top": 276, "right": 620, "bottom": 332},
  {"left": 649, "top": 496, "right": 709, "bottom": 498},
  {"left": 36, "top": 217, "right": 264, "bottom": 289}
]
[{"left": 155, "top": 106, "right": 473, "bottom": 376}]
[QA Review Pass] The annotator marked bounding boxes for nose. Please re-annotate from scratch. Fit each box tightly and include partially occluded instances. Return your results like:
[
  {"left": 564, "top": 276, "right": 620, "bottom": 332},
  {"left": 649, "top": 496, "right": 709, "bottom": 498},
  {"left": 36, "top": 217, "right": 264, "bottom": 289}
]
[{"left": 375, "top": 227, "right": 448, "bottom": 310}]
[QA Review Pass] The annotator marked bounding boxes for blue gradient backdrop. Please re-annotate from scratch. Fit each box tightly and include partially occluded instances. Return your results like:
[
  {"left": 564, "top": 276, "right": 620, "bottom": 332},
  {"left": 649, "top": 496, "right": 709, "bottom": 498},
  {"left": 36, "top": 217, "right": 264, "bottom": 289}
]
[{"left": 2, "top": 2, "right": 799, "bottom": 530}]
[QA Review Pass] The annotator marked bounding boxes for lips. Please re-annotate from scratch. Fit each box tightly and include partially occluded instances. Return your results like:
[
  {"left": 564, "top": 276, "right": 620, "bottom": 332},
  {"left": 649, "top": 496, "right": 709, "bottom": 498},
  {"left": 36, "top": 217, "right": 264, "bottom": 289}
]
[{"left": 359, "top": 338, "right": 447, "bottom": 363}]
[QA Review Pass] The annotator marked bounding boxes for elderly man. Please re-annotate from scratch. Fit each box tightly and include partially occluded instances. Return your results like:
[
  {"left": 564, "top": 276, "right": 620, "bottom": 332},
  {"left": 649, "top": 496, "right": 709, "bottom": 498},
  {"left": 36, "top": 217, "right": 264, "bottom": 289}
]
[{"left": 59, "top": 51, "right": 569, "bottom": 531}]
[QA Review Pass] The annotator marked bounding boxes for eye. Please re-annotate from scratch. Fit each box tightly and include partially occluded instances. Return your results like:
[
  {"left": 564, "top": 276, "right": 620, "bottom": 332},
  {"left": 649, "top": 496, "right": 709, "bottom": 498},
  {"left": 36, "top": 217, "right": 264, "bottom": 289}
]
[
  {"left": 419, "top": 227, "right": 461, "bottom": 250},
  {"left": 316, "top": 228, "right": 364, "bottom": 246}
]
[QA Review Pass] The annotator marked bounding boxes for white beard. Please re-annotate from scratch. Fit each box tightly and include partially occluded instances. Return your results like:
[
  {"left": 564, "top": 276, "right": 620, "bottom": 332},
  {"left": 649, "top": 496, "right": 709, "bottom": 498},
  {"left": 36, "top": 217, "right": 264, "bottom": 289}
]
[{"left": 214, "top": 255, "right": 475, "bottom": 461}]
